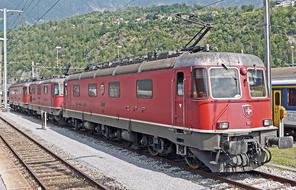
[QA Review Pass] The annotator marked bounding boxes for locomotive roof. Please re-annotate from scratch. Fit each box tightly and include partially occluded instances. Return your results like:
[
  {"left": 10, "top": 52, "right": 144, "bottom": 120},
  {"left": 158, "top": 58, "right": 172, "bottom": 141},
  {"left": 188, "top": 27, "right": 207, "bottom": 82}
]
[
  {"left": 30, "top": 78, "right": 65, "bottom": 85},
  {"left": 174, "top": 52, "right": 263, "bottom": 68},
  {"left": 66, "top": 52, "right": 264, "bottom": 81},
  {"left": 9, "top": 82, "right": 30, "bottom": 88}
]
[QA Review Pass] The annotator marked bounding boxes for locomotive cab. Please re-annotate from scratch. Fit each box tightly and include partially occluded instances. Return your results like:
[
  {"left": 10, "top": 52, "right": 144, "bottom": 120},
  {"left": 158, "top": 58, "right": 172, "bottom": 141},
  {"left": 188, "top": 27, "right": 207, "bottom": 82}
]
[
  {"left": 175, "top": 52, "right": 293, "bottom": 172},
  {"left": 28, "top": 78, "right": 65, "bottom": 121},
  {"left": 9, "top": 82, "right": 30, "bottom": 111},
  {"left": 187, "top": 64, "right": 272, "bottom": 131},
  {"left": 52, "top": 82, "right": 64, "bottom": 108}
]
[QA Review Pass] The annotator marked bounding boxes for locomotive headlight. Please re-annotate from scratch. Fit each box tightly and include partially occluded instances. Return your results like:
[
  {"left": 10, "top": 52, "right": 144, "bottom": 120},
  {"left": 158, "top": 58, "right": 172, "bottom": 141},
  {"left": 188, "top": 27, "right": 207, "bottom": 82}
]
[
  {"left": 217, "top": 122, "right": 229, "bottom": 129},
  {"left": 263, "top": 119, "right": 273, "bottom": 127}
]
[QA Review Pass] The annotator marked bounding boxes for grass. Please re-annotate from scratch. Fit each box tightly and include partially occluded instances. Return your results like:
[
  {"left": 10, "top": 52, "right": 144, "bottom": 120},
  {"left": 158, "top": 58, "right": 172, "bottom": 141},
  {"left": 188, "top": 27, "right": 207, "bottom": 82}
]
[{"left": 269, "top": 145, "right": 296, "bottom": 168}]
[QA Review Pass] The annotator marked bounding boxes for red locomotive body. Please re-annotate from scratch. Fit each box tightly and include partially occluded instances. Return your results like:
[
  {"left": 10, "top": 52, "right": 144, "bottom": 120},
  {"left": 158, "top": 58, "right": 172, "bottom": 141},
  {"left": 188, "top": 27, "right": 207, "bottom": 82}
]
[
  {"left": 29, "top": 78, "right": 65, "bottom": 119},
  {"left": 64, "top": 58, "right": 271, "bottom": 131},
  {"left": 63, "top": 52, "right": 292, "bottom": 172},
  {"left": 9, "top": 82, "right": 30, "bottom": 110}
]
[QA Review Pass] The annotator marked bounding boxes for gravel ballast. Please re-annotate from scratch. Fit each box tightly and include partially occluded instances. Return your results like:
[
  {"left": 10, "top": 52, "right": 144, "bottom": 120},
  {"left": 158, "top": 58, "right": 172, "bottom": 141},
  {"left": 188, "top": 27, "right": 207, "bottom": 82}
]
[{"left": 1, "top": 111, "right": 296, "bottom": 190}]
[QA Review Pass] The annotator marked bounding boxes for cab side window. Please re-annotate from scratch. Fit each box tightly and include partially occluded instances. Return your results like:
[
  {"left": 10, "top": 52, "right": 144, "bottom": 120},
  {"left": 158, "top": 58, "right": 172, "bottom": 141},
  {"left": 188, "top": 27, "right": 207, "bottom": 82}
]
[
  {"left": 88, "top": 83, "right": 97, "bottom": 97},
  {"left": 137, "top": 79, "right": 153, "bottom": 99},
  {"left": 54, "top": 84, "right": 59, "bottom": 95},
  {"left": 44, "top": 85, "right": 48, "bottom": 94},
  {"left": 192, "top": 68, "right": 208, "bottom": 99},
  {"left": 37, "top": 85, "right": 41, "bottom": 95},
  {"left": 73, "top": 85, "right": 80, "bottom": 97},
  {"left": 176, "top": 73, "right": 184, "bottom": 96},
  {"left": 30, "top": 86, "right": 35, "bottom": 95},
  {"left": 108, "top": 82, "right": 120, "bottom": 98},
  {"left": 59, "top": 84, "right": 64, "bottom": 96}
]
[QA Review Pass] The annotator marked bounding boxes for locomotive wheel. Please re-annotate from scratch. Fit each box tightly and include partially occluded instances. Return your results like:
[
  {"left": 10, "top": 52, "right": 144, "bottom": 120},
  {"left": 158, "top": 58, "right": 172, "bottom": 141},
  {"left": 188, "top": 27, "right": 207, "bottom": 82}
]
[
  {"left": 185, "top": 154, "right": 200, "bottom": 169},
  {"left": 148, "top": 146, "right": 159, "bottom": 156}
]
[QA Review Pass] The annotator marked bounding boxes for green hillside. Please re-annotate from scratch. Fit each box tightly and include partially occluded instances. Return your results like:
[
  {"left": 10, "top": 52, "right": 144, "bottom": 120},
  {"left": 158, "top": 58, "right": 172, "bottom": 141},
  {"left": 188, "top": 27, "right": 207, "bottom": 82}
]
[{"left": 5, "top": 4, "right": 296, "bottom": 79}]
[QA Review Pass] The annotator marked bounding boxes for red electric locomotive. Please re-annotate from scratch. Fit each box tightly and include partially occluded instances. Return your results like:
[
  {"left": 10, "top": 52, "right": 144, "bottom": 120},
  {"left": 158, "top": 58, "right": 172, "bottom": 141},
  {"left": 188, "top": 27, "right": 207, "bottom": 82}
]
[
  {"left": 28, "top": 78, "right": 65, "bottom": 121},
  {"left": 8, "top": 15, "right": 293, "bottom": 173},
  {"left": 63, "top": 52, "right": 293, "bottom": 172},
  {"left": 9, "top": 82, "right": 30, "bottom": 111}
]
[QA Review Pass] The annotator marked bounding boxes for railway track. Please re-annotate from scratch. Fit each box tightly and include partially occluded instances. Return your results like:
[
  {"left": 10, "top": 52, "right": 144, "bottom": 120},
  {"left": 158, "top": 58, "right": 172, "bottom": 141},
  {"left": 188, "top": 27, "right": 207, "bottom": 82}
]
[
  {"left": 197, "top": 170, "right": 296, "bottom": 190},
  {"left": 0, "top": 116, "right": 107, "bottom": 190},
  {"left": 66, "top": 124, "right": 296, "bottom": 190},
  {"left": 248, "top": 170, "right": 296, "bottom": 187},
  {"left": 2, "top": 112, "right": 296, "bottom": 190}
]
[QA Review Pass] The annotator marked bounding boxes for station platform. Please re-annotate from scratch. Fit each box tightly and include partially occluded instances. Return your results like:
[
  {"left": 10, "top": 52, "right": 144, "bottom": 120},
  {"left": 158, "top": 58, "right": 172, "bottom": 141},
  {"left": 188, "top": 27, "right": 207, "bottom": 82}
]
[{"left": 0, "top": 140, "right": 33, "bottom": 190}]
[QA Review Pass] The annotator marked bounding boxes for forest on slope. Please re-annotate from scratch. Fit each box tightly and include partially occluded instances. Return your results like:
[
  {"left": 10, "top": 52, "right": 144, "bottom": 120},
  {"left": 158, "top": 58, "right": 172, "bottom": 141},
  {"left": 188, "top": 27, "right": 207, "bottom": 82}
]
[{"left": 5, "top": 4, "right": 296, "bottom": 79}]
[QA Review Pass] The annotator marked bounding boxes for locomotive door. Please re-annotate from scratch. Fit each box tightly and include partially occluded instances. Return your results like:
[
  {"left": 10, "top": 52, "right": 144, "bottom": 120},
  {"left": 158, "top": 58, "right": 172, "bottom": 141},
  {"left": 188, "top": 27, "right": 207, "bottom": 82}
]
[
  {"left": 174, "top": 72, "right": 186, "bottom": 127},
  {"left": 64, "top": 82, "right": 68, "bottom": 108},
  {"left": 23, "top": 87, "right": 28, "bottom": 102},
  {"left": 273, "top": 90, "right": 281, "bottom": 127},
  {"left": 51, "top": 84, "right": 54, "bottom": 107},
  {"left": 52, "top": 83, "right": 58, "bottom": 107}
]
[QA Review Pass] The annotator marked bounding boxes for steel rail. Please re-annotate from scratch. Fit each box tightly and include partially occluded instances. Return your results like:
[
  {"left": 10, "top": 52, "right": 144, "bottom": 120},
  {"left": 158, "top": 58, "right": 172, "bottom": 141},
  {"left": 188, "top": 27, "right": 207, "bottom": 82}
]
[
  {"left": 0, "top": 135, "right": 47, "bottom": 189},
  {"left": 250, "top": 170, "right": 296, "bottom": 187},
  {"left": 0, "top": 116, "right": 108, "bottom": 190},
  {"left": 195, "top": 170, "right": 262, "bottom": 190}
]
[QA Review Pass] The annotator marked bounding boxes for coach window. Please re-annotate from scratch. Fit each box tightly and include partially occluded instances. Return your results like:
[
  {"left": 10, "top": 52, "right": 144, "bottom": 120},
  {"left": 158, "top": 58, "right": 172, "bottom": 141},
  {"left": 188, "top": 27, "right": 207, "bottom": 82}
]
[
  {"left": 137, "top": 79, "right": 153, "bottom": 99},
  {"left": 192, "top": 68, "right": 208, "bottom": 99},
  {"left": 288, "top": 89, "right": 296, "bottom": 106},
  {"left": 88, "top": 83, "right": 97, "bottom": 97},
  {"left": 44, "top": 85, "right": 48, "bottom": 94},
  {"left": 108, "top": 82, "right": 120, "bottom": 98},
  {"left": 37, "top": 85, "right": 41, "bottom": 95},
  {"left": 73, "top": 85, "right": 80, "bottom": 97},
  {"left": 176, "top": 73, "right": 184, "bottom": 96}
]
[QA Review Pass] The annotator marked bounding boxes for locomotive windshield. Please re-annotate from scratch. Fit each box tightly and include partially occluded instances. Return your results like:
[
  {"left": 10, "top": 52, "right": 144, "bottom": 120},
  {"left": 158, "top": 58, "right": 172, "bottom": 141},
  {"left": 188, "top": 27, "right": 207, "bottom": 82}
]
[
  {"left": 210, "top": 68, "right": 241, "bottom": 99},
  {"left": 248, "top": 69, "right": 266, "bottom": 97},
  {"left": 192, "top": 68, "right": 208, "bottom": 99}
]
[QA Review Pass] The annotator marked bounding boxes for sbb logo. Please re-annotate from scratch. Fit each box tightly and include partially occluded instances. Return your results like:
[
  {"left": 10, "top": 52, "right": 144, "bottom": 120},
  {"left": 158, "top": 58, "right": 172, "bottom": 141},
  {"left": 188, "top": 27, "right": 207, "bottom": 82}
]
[{"left": 242, "top": 104, "right": 253, "bottom": 118}]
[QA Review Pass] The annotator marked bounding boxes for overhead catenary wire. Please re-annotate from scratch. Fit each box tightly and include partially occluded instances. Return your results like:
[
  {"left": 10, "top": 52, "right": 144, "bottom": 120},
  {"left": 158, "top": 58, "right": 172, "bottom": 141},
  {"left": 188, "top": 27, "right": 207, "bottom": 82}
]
[
  {"left": 25, "top": 0, "right": 41, "bottom": 20},
  {"left": 14, "top": 0, "right": 27, "bottom": 10},
  {"left": 10, "top": 0, "right": 30, "bottom": 27},
  {"left": 11, "top": 0, "right": 36, "bottom": 28},
  {"left": 198, "top": 0, "right": 225, "bottom": 9},
  {"left": 24, "top": 0, "right": 40, "bottom": 16},
  {"left": 20, "top": 0, "right": 33, "bottom": 11},
  {"left": 23, "top": 0, "right": 35, "bottom": 12},
  {"left": 36, "top": 0, "right": 63, "bottom": 22}
]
